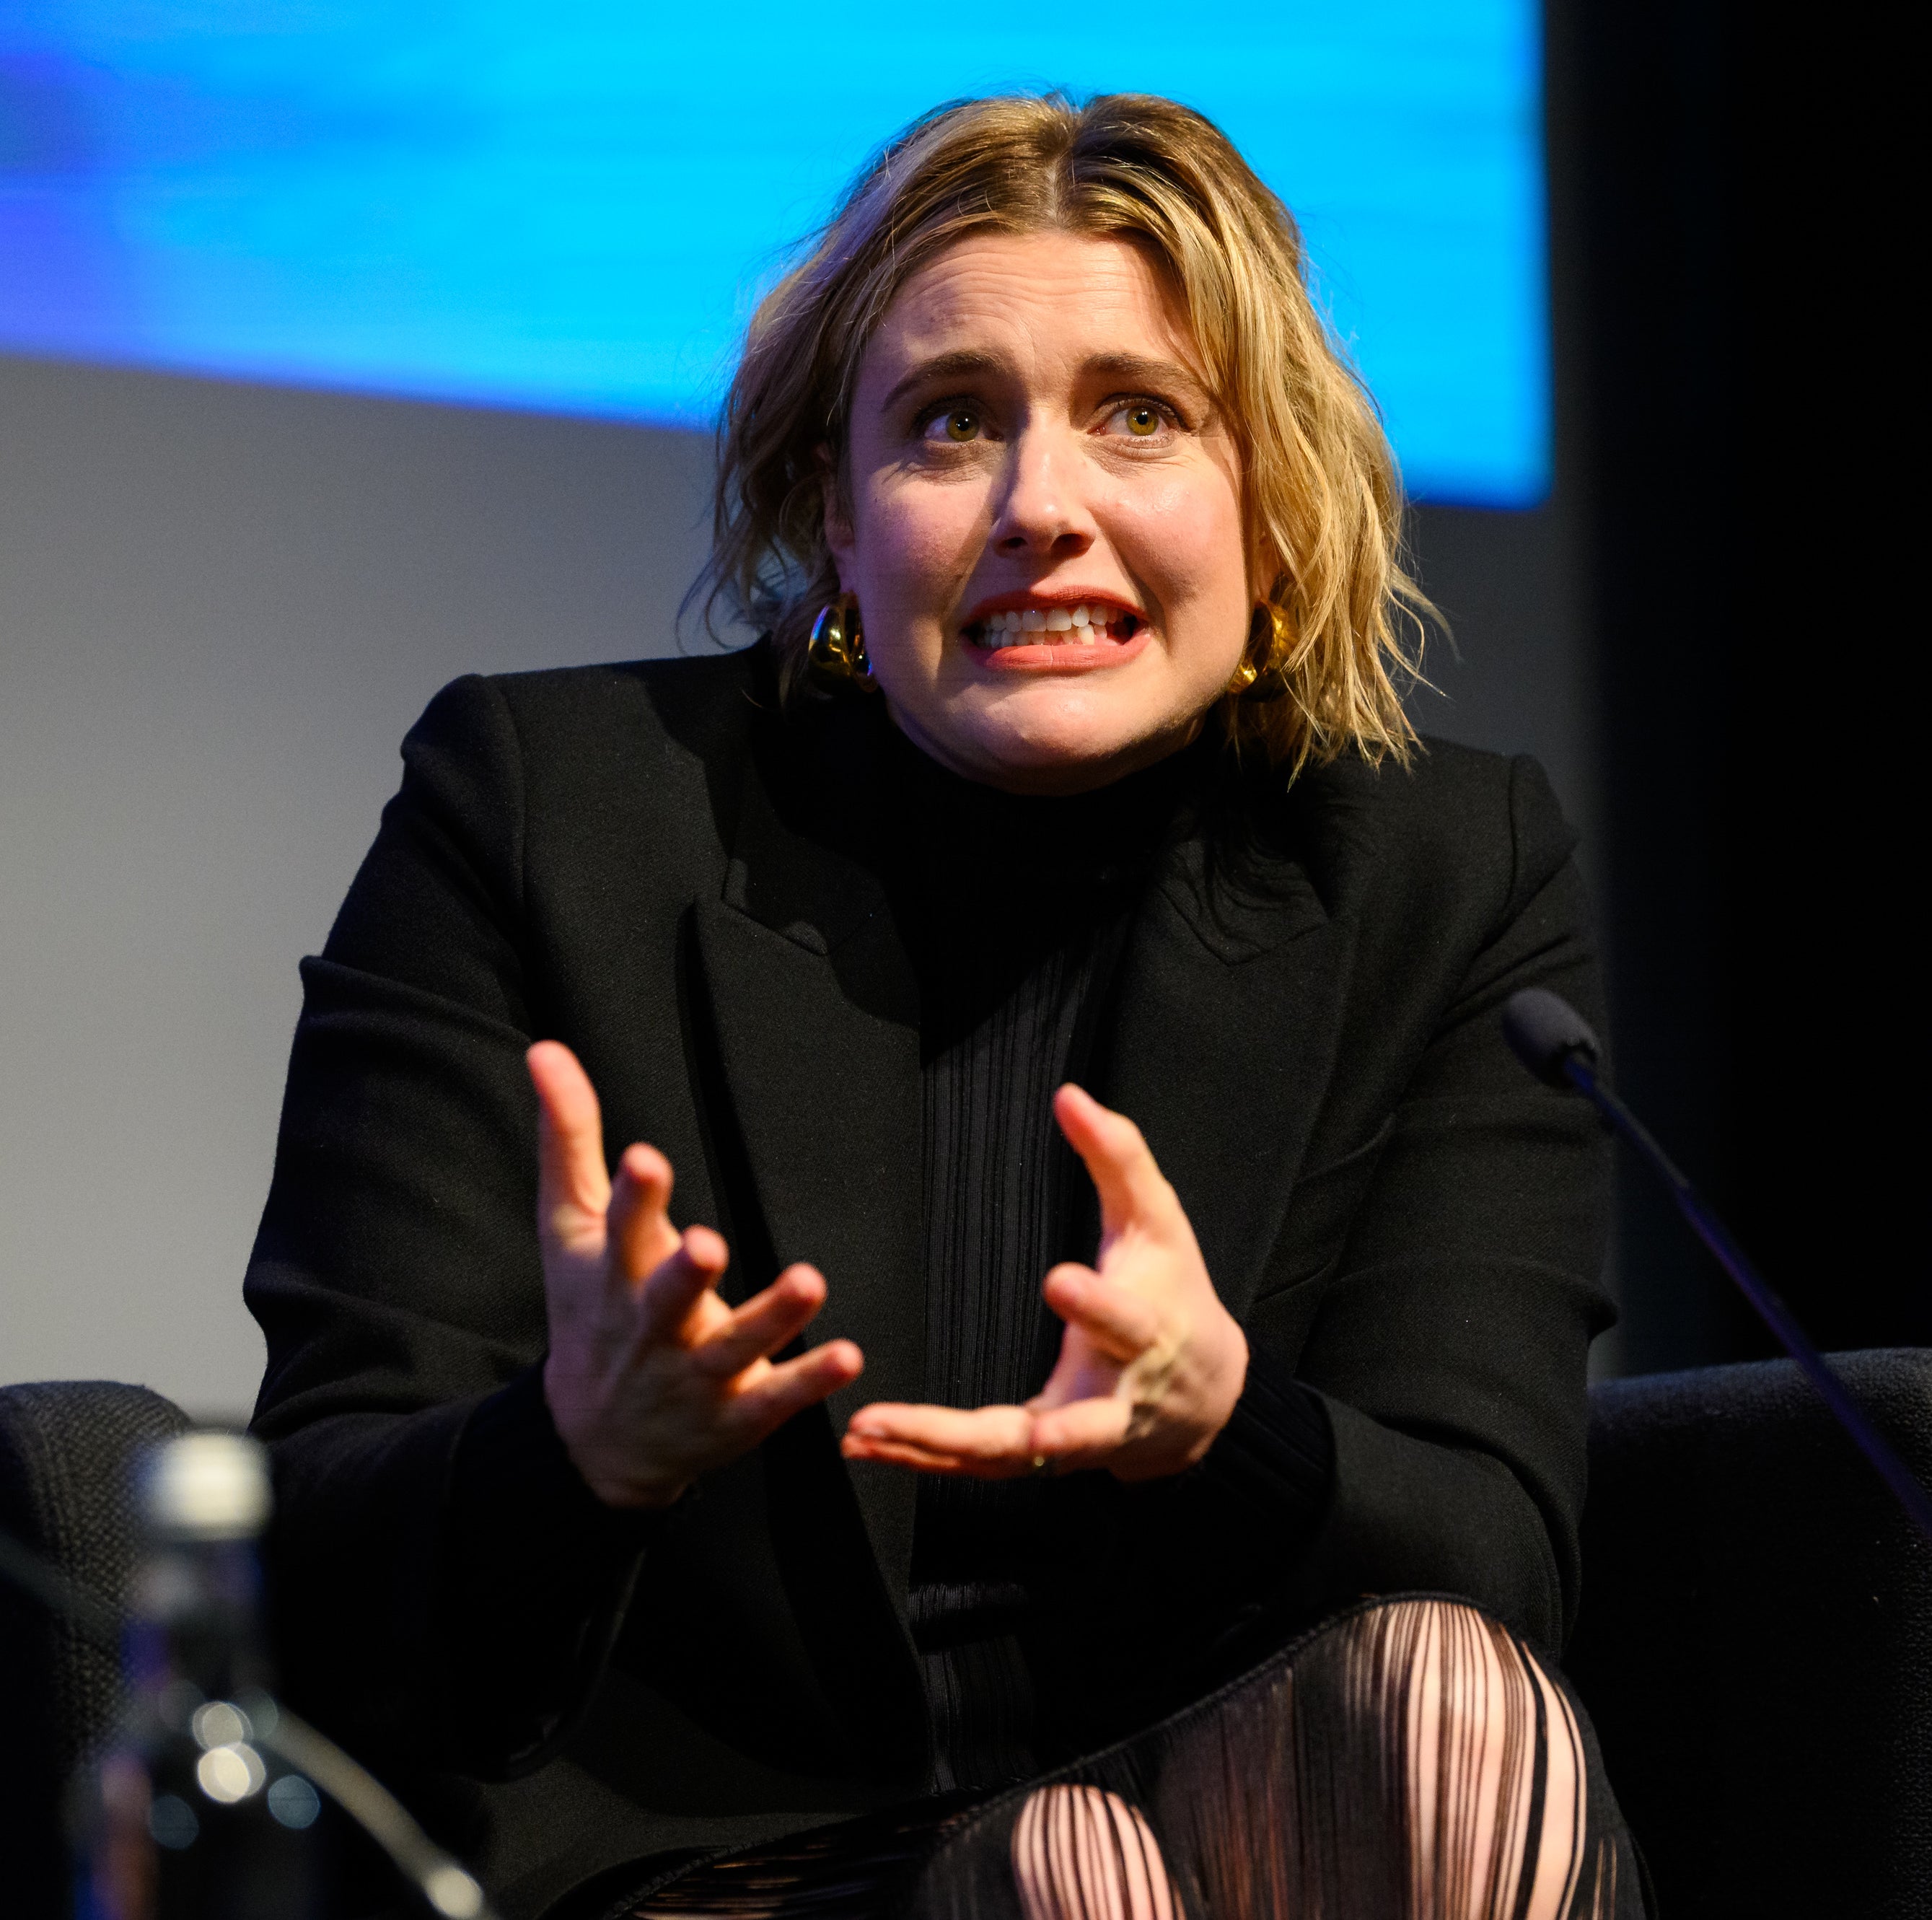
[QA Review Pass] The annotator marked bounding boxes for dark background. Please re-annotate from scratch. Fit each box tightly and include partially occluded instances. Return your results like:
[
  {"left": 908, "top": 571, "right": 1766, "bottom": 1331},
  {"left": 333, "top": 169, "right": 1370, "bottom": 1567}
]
[{"left": 1546, "top": 0, "right": 1923, "bottom": 1369}]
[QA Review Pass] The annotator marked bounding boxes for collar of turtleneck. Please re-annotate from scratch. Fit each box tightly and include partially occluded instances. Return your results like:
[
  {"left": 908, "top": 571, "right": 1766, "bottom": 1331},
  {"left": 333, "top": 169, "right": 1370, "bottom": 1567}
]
[
  {"left": 870, "top": 706, "right": 1221, "bottom": 891},
  {"left": 853, "top": 705, "right": 1221, "bottom": 1067}
]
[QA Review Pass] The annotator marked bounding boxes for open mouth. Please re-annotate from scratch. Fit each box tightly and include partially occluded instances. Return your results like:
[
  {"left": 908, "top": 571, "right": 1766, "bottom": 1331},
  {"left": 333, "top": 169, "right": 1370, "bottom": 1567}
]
[{"left": 964, "top": 601, "right": 1143, "bottom": 650}]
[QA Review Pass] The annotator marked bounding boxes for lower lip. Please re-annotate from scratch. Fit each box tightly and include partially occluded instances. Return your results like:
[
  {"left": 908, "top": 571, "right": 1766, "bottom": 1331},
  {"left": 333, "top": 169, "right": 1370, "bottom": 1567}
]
[{"left": 967, "top": 626, "right": 1153, "bottom": 673}]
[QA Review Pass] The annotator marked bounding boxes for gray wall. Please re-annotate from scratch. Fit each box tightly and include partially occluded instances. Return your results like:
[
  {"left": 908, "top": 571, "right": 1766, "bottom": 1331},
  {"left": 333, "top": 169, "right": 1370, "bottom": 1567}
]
[{"left": 0, "top": 353, "right": 1599, "bottom": 1417}]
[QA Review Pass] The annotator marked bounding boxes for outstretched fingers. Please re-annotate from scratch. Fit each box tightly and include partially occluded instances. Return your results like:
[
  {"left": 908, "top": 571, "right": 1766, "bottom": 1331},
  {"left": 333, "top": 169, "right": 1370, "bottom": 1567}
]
[
  {"left": 530, "top": 1041, "right": 860, "bottom": 1504},
  {"left": 633, "top": 1222, "right": 729, "bottom": 1346},
  {"left": 843, "top": 1402, "right": 1037, "bottom": 1473},
  {"left": 529, "top": 1041, "right": 613, "bottom": 1253},
  {"left": 1023, "top": 1394, "right": 1133, "bottom": 1468},
  {"left": 689, "top": 1263, "right": 830, "bottom": 1377},
  {"left": 1053, "top": 1084, "right": 1183, "bottom": 1239},
  {"left": 1042, "top": 1262, "right": 1163, "bottom": 1362},
  {"left": 607, "top": 1141, "right": 682, "bottom": 1286},
  {"left": 728, "top": 1338, "right": 864, "bottom": 1437}
]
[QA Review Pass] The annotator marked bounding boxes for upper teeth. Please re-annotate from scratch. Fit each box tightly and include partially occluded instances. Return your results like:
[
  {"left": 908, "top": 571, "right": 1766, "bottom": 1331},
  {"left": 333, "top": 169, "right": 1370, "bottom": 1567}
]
[{"left": 979, "top": 604, "right": 1115, "bottom": 647}]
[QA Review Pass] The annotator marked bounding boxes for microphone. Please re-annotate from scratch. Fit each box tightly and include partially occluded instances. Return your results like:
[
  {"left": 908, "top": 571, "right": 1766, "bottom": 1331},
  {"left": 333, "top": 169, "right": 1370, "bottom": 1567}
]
[
  {"left": 1500, "top": 987, "right": 1603, "bottom": 1090},
  {"left": 1503, "top": 987, "right": 1932, "bottom": 1538}
]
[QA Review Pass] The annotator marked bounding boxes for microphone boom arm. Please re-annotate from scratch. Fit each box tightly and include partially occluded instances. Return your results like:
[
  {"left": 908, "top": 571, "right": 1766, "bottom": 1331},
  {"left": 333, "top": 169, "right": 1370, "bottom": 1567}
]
[{"left": 1561, "top": 1046, "right": 1932, "bottom": 1538}]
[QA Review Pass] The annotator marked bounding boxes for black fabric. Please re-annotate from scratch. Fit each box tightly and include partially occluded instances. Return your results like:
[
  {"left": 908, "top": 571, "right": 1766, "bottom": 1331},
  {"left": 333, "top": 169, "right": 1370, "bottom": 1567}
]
[
  {"left": 1568, "top": 1349, "right": 1932, "bottom": 1919},
  {"left": 1196, "top": 1348, "right": 1334, "bottom": 1535},
  {"left": 904, "top": 762, "right": 1130, "bottom": 1789},
  {"left": 0, "top": 1380, "right": 193, "bottom": 1916},
  {"left": 242, "top": 643, "right": 1614, "bottom": 1919},
  {"left": 897, "top": 730, "right": 1212, "bottom": 1792},
  {"left": 442, "top": 1364, "right": 662, "bottom": 1765}
]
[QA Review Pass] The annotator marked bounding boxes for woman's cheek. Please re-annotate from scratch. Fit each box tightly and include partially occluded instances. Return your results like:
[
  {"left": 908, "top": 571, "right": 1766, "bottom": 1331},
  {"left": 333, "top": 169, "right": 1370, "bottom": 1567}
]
[
  {"left": 1115, "top": 479, "right": 1246, "bottom": 618},
  {"left": 864, "top": 475, "right": 988, "bottom": 621},
  {"left": 1124, "top": 455, "right": 1240, "bottom": 541}
]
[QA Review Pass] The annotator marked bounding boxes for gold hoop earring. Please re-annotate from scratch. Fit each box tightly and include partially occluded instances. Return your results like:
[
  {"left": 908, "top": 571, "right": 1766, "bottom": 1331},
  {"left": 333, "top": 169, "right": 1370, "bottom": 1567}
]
[
  {"left": 1227, "top": 603, "right": 1292, "bottom": 700},
  {"left": 807, "top": 593, "right": 873, "bottom": 687}
]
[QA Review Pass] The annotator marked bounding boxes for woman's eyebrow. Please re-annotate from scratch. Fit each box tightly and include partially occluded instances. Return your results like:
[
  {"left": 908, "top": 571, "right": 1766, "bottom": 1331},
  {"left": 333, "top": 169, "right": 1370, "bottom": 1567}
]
[
  {"left": 879, "top": 349, "right": 1006, "bottom": 414},
  {"left": 877, "top": 347, "right": 1212, "bottom": 416},
  {"left": 1081, "top": 352, "right": 1212, "bottom": 405}
]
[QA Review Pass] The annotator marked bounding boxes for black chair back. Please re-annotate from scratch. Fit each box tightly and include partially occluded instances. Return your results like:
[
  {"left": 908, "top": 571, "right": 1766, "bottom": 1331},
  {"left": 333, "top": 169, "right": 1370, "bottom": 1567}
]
[
  {"left": 0, "top": 1380, "right": 192, "bottom": 1916},
  {"left": 1568, "top": 1349, "right": 1931, "bottom": 1919}
]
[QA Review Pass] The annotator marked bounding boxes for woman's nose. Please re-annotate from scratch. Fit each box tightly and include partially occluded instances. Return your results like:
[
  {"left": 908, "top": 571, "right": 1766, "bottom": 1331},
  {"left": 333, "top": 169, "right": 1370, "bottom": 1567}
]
[{"left": 991, "top": 429, "right": 1097, "bottom": 558}]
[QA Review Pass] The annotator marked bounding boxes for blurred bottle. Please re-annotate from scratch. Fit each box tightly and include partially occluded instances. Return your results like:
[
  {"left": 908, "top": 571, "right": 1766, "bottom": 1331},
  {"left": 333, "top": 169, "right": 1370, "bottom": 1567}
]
[{"left": 72, "top": 1432, "right": 328, "bottom": 1919}]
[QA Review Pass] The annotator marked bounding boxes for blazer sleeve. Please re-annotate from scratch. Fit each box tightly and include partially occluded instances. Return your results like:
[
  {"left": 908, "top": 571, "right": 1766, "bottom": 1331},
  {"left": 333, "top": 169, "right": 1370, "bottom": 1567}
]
[
  {"left": 1263, "top": 755, "right": 1615, "bottom": 1652},
  {"left": 245, "top": 674, "right": 652, "bottom": 1778}
]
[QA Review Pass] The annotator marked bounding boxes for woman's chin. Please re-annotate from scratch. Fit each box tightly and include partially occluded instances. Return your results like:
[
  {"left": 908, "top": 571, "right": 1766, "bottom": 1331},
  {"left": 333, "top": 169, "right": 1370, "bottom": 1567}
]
[{"left": 917, "top": 692, "right": 1194, "bottom": 794}]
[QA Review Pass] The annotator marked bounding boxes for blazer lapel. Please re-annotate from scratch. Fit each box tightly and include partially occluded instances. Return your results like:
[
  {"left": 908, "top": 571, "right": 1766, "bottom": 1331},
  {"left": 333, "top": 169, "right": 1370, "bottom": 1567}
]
[
  {"left": 1102, "top": 796, "right": 1356, "bottom": 1325},
  {"left": 687, "top": 706, "right": 930, "bottom": 1775},
  {"left": 691, "top": 872, "right": 926, "bottom": 1435}
]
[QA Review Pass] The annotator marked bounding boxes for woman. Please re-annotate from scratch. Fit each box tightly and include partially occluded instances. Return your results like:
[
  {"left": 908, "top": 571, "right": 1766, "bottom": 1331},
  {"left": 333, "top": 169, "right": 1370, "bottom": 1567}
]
[{"left": 246, "top": 94, "right": 1643, "bottom": 1919}]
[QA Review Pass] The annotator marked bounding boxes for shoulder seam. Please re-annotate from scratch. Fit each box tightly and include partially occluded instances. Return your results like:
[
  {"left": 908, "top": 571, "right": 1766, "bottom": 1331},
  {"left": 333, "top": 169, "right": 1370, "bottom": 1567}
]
[{"left": 472, "top": 673, "right": 530, "bottom": 926}]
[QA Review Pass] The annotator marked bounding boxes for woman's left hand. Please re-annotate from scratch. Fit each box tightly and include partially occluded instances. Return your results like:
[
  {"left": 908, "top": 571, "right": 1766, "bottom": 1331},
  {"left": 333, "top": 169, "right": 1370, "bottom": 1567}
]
[{"left": 840, "top": 1084, "right": 1248, "bottom": 1483}]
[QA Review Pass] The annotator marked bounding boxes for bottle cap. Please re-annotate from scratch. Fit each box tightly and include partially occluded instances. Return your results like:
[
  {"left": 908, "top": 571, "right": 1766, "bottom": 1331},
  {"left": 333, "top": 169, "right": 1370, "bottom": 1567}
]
[{"left": 142, "top": 1433, "right": 272, "bottom": 1540}]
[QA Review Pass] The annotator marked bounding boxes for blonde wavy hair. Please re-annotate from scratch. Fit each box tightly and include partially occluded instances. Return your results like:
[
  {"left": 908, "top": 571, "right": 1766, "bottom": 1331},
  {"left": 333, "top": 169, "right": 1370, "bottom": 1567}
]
[{"left": 703, "top": 92, "right": 1428, "bottom": 771}]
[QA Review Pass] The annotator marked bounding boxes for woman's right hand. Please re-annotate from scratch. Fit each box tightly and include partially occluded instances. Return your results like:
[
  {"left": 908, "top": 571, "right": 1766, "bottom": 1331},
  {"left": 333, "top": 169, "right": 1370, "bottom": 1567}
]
[{"left": 528, "top": 1040, "right": 864, "bottom": 1510}]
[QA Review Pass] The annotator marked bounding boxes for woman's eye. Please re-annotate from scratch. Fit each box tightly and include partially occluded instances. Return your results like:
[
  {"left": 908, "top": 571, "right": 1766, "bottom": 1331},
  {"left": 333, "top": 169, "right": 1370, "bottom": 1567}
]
[
  {"left": 928, "top": 408, "right": 980, "bottom": 442},
  {"left": 1105, "top": 402, "right": 1170, "bottom": 439}
]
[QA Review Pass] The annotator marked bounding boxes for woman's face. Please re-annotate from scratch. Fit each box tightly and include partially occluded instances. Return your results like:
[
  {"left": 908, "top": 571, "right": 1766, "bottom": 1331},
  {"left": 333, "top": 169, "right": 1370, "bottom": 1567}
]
[{"left": 826, "top": 230, "right": 1251, "bottom": 794}]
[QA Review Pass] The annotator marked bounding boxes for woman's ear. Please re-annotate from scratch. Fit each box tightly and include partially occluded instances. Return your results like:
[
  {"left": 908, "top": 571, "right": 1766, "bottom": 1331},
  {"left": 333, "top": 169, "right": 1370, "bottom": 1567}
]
[{"left": 819, "top": 442, "right": 855, "bottom": 586}]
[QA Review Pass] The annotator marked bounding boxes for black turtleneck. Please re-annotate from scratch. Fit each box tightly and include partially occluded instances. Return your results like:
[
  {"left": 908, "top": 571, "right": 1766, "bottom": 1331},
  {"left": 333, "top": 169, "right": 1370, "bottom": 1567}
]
[{"left": 877, "top": 725, "right": 1334, "bottom": 1790}]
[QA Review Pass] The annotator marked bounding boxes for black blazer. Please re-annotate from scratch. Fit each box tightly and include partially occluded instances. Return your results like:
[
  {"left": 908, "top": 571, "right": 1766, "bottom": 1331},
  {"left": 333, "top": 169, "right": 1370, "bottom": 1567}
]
[{"left": 245, "top": 644, "right": 1612, "bottom": 1916}]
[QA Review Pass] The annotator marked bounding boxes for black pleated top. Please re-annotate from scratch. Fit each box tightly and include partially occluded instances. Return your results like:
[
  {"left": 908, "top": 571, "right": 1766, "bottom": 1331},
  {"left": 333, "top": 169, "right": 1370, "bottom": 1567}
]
[{"left": 879, "top": 727, "right": 1334, "bottom": 1790}]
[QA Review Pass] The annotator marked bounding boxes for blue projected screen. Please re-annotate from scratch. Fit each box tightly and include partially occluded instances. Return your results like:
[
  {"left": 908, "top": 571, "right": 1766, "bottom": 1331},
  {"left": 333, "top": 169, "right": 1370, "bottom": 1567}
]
[{"left": 0, "top": 5, "right": 1547, "bottom": 504}]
